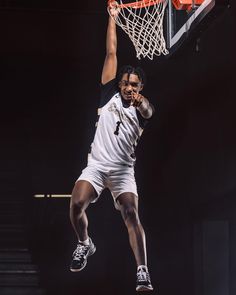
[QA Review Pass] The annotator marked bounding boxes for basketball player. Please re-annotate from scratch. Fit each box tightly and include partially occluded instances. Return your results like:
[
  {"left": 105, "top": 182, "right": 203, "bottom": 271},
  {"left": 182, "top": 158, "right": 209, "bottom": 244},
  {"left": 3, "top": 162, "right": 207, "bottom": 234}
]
[{"left": 69, "top": 3, "right": 154, "bottom": 292}]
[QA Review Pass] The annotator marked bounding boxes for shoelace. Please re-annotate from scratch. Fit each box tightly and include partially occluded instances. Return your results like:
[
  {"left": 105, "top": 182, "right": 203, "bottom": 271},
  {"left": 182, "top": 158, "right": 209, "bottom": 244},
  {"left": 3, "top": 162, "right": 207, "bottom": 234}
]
[
  {"left": 73, "top": 244, "right": 89, "bottom": 261},
  {"left": 137, "top": 269, "right": 150, "bottom": 282}
]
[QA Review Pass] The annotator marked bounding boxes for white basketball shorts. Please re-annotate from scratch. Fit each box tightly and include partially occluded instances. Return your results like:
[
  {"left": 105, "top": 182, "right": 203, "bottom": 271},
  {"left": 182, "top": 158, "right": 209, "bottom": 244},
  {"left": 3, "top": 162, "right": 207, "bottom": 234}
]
[{"left": 76, "top": 164, "right": 138, "bottom": 210}]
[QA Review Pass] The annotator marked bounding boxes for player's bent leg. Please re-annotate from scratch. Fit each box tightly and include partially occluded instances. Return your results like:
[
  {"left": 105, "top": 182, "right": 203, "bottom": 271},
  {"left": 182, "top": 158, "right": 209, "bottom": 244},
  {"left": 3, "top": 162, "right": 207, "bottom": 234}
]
[
  {"left": 117, "top": 193, "right": 153, "bottom": 291},
  {"left": 69, "top": 180, "right": 97, "bottom": 272},
  {"left": 70, "top": 180, "right": 97, "bottom": 240}
]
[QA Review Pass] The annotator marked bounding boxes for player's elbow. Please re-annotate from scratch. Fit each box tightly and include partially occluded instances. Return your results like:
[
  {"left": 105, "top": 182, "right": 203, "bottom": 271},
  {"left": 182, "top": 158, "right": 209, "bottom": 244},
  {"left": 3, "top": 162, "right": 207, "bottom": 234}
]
[
  {"left": 106, "top": 51, "right": 117, "bottom": 59},
  {"left": 142, "top": 109, "right": 153, "bottom": 119}
]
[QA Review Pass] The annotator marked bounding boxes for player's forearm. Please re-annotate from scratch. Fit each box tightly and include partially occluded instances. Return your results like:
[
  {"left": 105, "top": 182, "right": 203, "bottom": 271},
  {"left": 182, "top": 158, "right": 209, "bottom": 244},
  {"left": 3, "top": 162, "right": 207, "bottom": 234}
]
[
  {"left": 137, "top": 98, "right": 153, "bottom": 119},
  {"left": 106, "top": 16, "right": 117, "bottom": 55}
]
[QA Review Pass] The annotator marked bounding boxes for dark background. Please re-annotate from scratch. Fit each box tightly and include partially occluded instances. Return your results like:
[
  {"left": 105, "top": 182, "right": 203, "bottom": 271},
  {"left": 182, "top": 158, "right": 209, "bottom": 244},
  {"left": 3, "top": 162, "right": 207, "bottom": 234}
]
[{"left": 1, "top": 1, "right": 236, "bottom": 295}]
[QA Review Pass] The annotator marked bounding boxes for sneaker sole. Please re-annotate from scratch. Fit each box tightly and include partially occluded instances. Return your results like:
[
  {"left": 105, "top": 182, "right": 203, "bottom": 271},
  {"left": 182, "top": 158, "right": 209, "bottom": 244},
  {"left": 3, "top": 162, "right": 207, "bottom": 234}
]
[
  {"left": 136, "top": 285, "right": 154, "bottom": 292},
  {"left": 70, "top": 246, "right": 96, "bottom": 272}
]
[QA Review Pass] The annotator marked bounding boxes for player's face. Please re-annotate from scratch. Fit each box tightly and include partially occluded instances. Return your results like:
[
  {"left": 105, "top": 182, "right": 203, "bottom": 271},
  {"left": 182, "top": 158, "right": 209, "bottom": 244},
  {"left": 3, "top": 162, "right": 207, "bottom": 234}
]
[{"left": 119, "top": 73, "right": 143, "bottom": 101}]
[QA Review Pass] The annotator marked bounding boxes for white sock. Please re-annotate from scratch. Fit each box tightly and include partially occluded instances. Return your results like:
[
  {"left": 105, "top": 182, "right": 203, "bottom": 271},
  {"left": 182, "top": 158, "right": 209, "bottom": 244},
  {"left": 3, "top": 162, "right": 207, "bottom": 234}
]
[
  {"left": 137, "top": 265, "right": 148, "bottom": 272},
  {"left": 79, "top": 237, "right": 90, "bottom": 246}
]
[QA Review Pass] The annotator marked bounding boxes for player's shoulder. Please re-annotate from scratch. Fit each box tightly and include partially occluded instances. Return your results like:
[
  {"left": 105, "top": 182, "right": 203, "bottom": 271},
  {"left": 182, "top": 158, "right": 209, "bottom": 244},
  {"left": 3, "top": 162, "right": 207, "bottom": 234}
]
[
  {"left": 100, "top": 78, "right": 119, "bottom": 107},
  {"left": 101, "top": 78, "right": 117, "bottom": 90}
]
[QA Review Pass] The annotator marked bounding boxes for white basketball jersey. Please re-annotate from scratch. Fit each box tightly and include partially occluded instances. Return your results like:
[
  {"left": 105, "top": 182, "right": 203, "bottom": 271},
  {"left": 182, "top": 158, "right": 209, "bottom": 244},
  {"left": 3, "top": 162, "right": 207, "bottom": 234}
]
[{"left": 87, "top": 79, "right": 150, "bottom": 168}]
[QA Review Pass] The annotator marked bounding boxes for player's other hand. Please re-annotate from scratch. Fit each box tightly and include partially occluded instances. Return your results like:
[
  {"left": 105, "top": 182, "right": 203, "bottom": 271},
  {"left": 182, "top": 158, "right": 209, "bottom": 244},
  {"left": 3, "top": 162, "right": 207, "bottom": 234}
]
[
  {"left": 108, "top": 1, "right": 120, "bottom": 18},
  {"left": 131, "top": 92, "right": 144, "bottom": 108}
]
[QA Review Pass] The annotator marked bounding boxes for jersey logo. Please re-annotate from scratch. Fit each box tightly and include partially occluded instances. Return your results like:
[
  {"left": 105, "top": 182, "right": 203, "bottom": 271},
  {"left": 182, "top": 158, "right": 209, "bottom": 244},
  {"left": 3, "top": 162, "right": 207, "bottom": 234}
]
[
  {"left": 108, "top": 102, "right": 135, "bottom": 126},
  {"left": 108, "top": 102, "right": 120, "bottom": 117}
]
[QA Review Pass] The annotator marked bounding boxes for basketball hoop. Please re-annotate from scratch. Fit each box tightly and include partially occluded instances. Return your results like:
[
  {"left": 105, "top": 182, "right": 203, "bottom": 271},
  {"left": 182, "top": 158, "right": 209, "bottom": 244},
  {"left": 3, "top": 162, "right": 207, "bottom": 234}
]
[{"left": 107, "top": 0, "right": 169, "bottom": 59}]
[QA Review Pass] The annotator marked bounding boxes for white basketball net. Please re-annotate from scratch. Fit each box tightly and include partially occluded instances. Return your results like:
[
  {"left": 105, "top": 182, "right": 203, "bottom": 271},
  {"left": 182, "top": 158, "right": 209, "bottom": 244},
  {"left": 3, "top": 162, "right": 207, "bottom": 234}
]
[{"left": 108, "top": 0, "right": 169, "bottom": 60}]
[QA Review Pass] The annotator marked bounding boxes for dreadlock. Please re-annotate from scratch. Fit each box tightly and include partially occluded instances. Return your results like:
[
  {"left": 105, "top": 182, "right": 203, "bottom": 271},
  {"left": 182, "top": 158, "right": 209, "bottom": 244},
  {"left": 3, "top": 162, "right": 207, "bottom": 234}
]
[{"left": 117, "top": 65, "right": 147, "bottom": 86}]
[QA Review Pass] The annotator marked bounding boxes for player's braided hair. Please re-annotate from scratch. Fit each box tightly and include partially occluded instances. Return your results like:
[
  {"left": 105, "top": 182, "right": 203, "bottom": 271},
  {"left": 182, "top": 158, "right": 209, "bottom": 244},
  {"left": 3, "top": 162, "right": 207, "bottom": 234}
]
[{"left": 117, "top": 65, "right": 147, "bottom": 86}]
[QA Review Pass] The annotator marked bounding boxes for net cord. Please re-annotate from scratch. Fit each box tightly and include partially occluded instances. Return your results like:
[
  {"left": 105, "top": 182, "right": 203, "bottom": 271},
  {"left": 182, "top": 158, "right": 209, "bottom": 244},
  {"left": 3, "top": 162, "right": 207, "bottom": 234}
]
[{"left": 108, "top": 0, "right": 169, "bottom": 59}]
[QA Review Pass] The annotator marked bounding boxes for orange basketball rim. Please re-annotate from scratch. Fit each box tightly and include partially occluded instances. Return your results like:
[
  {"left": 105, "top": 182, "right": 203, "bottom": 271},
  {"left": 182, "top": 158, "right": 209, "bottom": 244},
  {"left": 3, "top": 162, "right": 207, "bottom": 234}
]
[
  {"left": 108, "top": 0, "right": 205, "bottom": 11},
  {"left": 108, "top": 0, "right": 164, "bottom": 9}
]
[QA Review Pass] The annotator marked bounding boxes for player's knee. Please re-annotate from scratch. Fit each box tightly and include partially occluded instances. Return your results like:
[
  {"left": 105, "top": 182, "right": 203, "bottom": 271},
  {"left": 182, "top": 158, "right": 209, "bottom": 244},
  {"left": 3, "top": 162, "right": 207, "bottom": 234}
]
[
  {"left": 71, "top": 183, "right": 90, "bottom": 212},
  {"left": 123, "top": 206, "right": 139, "bottom": 225},
  {"left": 70, "top": 184, "right": 87, "bottom": 214},
  {"left": 70, "top": 198, "right": 86, "bottom": 216}
]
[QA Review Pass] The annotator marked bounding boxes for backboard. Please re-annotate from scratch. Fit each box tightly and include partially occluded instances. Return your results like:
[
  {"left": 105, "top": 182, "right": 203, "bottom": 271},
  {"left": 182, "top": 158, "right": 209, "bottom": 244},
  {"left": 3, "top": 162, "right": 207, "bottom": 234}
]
[{"left": 165, "top": 0, "right": 216, "bottom": 53}]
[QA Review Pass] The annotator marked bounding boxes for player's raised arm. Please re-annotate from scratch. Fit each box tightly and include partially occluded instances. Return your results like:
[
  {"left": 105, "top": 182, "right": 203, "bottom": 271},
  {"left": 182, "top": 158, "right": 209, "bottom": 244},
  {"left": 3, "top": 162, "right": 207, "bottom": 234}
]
[{"left": 101, "top": 3, "right": 119, "bottom": 85}]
